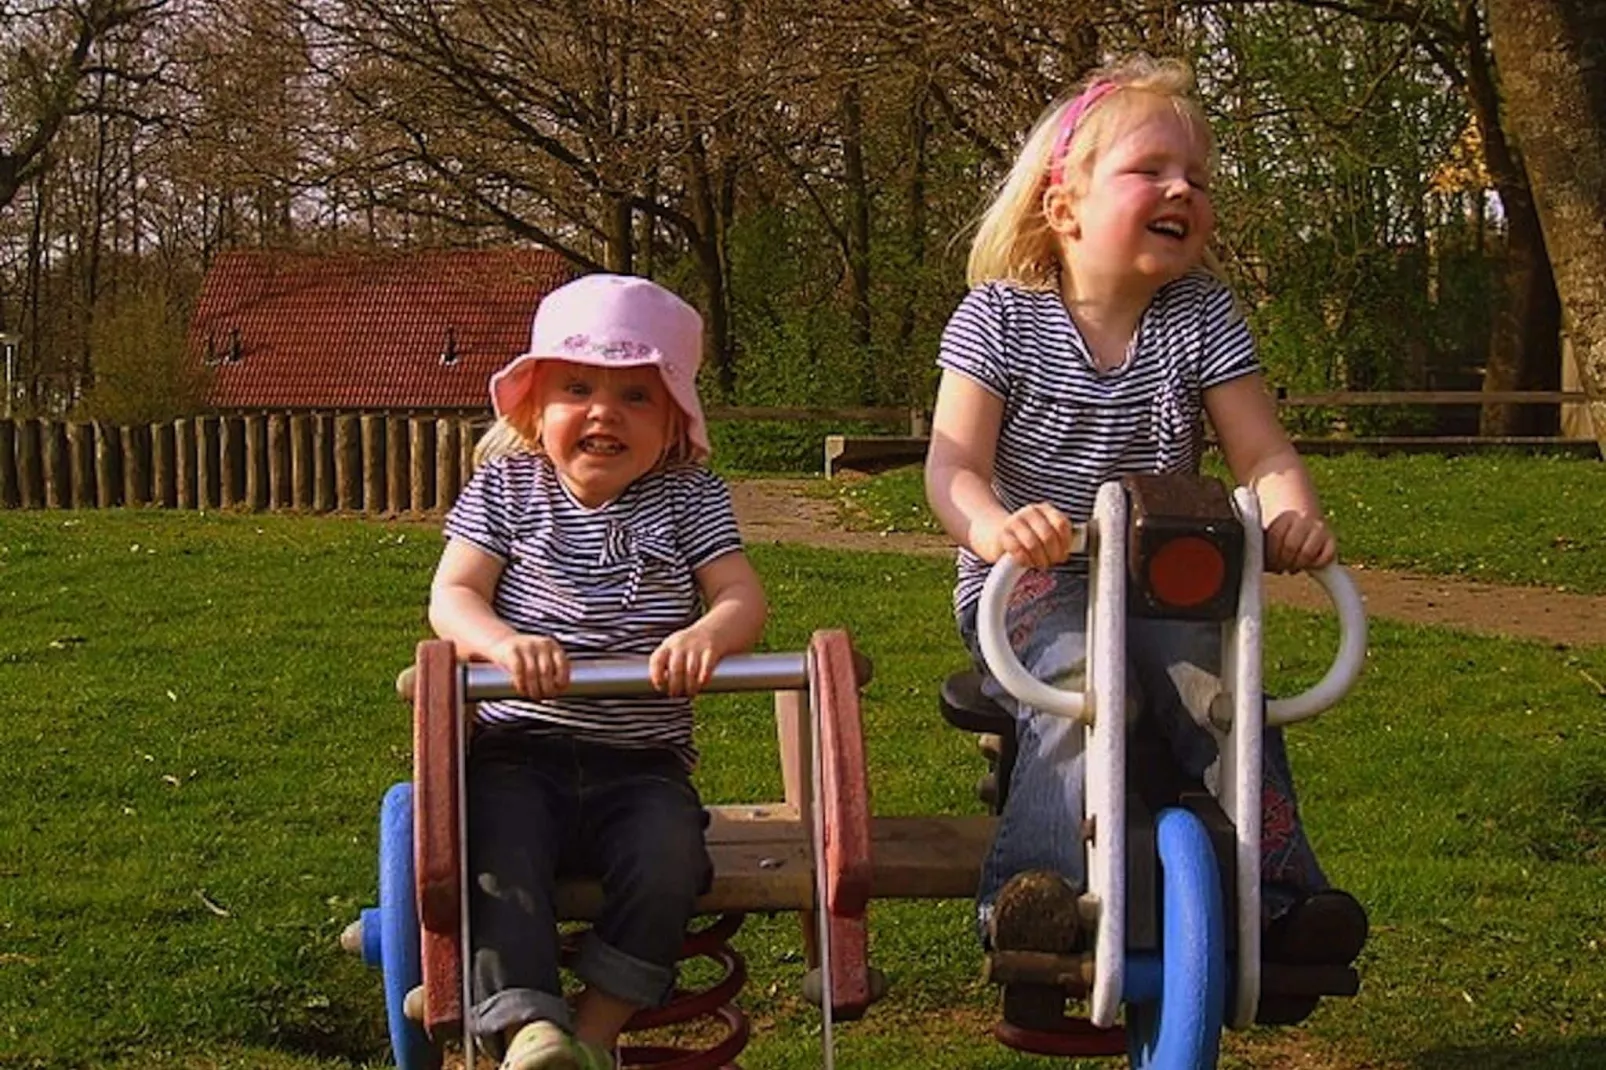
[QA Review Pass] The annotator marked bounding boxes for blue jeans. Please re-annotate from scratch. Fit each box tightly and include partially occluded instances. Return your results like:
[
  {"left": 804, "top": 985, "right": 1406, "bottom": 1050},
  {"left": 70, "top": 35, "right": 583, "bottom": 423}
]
[
  {"left": 958, "top": 568, "right": 1327, "bottom": 941},
  {"left": 466, "top": 730, "right": 713, "bottom": 1039}
]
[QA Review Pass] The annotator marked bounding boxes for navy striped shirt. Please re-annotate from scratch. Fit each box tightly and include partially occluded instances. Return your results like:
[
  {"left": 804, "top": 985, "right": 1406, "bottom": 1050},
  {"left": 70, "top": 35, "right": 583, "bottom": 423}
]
[
  {"left": 443, "top": 452, "right": 743, "bottom": 766},
  {"left": 938, "top": 269, "right": 1260, "bottom": 612}
]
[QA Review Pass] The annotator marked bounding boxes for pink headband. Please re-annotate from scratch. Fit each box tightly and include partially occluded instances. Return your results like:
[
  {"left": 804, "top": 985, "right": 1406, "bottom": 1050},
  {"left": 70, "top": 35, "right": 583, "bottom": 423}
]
[{"left": 1048, "top": 81, "right": 1118, "bottom": 188}]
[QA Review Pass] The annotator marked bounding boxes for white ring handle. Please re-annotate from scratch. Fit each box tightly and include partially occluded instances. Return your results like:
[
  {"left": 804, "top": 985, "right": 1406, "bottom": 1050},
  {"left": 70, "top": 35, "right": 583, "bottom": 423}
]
[
  {"left": 1266, "top": 564, "right": 1367, "bottom": 726},
  {"left": 977, "top": 556, "right": 1088, "bottom": 721}
]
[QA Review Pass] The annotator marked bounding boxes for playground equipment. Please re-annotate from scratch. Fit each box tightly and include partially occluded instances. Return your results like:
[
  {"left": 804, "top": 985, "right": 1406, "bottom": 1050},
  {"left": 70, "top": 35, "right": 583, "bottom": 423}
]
[
  {"left": 341, "top": 630, "right": 994, "bottom": 1069},
  {"left": 343, "top": 471, "right": 1365, "bottom": 1069},
  {"left": 941, "top": 472, "right": 1368, "bottom": 1067}
]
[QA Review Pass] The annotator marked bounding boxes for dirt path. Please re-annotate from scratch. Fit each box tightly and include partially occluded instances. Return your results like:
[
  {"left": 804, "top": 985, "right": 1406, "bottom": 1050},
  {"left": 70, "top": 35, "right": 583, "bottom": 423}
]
[{"left": 732, "top": 478, "right": 1606, "bottom": 649}]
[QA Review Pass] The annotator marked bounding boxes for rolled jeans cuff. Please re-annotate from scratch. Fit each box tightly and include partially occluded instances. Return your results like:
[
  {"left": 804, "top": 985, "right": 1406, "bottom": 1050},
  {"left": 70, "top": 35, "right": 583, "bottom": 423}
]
[
  {"left": 472, "top": 986, "right": 572, "bottom": 1040},
  {"left": 573, "top": 929, "right": 676, "bottom": 1008}
]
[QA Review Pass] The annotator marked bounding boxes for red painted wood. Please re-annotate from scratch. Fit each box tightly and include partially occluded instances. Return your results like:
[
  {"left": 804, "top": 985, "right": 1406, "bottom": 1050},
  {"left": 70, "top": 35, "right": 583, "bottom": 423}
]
[
  {"left": 412, "top": 638, "right": 463, "bottom": 1035},
  {"left": 810, "top": 629, "right": 875, "bottom": 1017}
]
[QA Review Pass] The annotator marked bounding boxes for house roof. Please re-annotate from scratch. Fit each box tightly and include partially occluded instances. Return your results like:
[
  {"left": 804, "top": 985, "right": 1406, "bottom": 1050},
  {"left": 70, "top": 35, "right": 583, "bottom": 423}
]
[{"left": 190, "top": 248, "right": 574, "bottom": 410}]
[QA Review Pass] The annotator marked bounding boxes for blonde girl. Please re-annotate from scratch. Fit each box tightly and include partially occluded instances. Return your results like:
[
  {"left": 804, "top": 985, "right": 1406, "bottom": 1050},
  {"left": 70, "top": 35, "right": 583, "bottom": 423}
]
[{"left": 925, "top": 56, "right": 1365, "bottom": 1025}]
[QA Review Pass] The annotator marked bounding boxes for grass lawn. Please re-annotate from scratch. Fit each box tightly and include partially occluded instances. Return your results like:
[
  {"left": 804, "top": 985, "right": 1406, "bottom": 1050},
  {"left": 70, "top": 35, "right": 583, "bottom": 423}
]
[
  {"left": 1, "top": 507, "right": 1604, "bottom": 1068},
  {"left": 823, "top": 452, "right": 1606, "bottom": 595}
]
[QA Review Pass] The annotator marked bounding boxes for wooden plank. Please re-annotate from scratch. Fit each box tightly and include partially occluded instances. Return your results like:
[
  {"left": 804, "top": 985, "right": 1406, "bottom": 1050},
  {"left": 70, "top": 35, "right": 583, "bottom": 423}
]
[
  {"left": 220, "top": 416, "right": 244, "bottom": 509},
  {"left": 1288, "top": 435, "right": 1601, "bottom": 458},
  {"left": 708, "top": 405, "right": 915, "bottom": 425},
  {"left": 824, "top": 434, "right": 928, "bottom": 477},
  {"left": 552, "top": 812, "right": 993, "bottom": 920},
  {"left": 1277, "top": 390, "right": 1588, "bottom": 407}
]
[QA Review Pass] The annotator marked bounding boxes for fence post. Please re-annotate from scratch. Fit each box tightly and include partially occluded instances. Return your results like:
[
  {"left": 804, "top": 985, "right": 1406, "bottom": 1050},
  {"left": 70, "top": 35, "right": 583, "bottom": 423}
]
[
  {"left": 337, "top": 415, "right": 361, "bottom": 511},
  {"left": 0, "top": 421, "right": 16, "bottom": 508},
  {"left": 314, "top": 414, "right": 336, "bottom": 512},
  {"left": 289, "top": 415, "right": 313, "bottom": 510},
  {"left": 459, "top": 417, "right": 479, "bottom": 488},
  {"left": 68, "top": 423, "right": 94, "bottom": 508},
  {"left": 122, "top": 425, "right": 151, "bottom": 507},
  {"left": 14, "top": 418, "right": 41, "bottom": 508},
  {"left": 386, "top": 415, "right": 409, "bottom": 513},
  {"left": 221, "top": 416, "right": 244, "bottom": 509},
  {"left": 175, "top": 418, "right": 197, "bottom": 510},
  {"left": 240, "top": 415, "right": 265, "bottom": 510},
  {"left": 410, "top": 417, "right": 433, "bottom": 513},
  {"left": 94, "top": 422, "right": 121, "bottom": 508},
  {"left": 42, "top": 419, "right": 69, "bottom": 509},
  {"left": 436, "top": 417, "right": 461, "bottom": 514},
  {"left": 198, "top": 416, "right": 220, "bottom": 509},
  {"left": 153, "top": 422, "right": 177, "bottom": 508},
  {"left": 361, "top": 415, "right": 384, "bottom": 515}
]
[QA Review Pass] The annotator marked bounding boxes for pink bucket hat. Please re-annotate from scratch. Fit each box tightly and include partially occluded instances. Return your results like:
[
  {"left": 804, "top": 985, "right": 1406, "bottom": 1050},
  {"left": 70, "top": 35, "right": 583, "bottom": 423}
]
[{"left": 490, "top": 273, "right": 710, "bottom": 461}]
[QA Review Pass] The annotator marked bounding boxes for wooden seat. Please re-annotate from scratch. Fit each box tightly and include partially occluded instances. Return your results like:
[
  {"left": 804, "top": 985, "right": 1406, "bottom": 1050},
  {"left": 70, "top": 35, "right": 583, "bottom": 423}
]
[{"left": 555, "top": 806, "right": 997, "bottom": 919}]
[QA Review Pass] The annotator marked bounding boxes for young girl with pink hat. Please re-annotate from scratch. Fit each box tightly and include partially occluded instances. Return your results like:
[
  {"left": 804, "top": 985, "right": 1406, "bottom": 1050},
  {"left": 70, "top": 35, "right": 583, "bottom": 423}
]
[{"left": 429, "top": 273, "right": 767, "bottom": 1070}]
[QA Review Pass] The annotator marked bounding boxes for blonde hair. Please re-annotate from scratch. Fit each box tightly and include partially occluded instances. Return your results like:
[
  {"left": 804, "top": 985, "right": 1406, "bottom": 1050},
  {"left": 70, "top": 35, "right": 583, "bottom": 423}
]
[
  {"left": 472, "top": 364, "right": 697, "bottom": 471},
  {"left": 966, "top": 55, "right": 1218, "bottom": 290}
]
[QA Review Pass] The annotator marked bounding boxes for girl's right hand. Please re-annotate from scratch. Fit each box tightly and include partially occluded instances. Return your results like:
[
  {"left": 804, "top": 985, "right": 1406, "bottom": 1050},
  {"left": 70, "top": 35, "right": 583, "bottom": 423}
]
[
  {"left": 981, "top": 503, "right": 1078, "bottom": 570},
  {"left": 487, "top": 634, "right": 570, "bottom": 699}
]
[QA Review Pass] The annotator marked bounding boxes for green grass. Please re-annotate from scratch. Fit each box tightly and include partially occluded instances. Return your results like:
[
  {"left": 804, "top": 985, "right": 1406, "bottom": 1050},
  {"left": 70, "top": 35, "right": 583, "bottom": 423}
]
[
  {"left": 819, "top": 452, "right": 1606, "bottom": 594},
  {"left": 1, "top": 510, "right": 1604, "bottom": 1068}
]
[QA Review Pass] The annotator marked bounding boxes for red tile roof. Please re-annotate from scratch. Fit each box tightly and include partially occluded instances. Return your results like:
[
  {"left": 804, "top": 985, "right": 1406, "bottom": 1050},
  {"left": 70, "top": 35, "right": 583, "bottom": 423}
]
[{"left": 190, "top": 248, "right": 574, "bottom": 411}]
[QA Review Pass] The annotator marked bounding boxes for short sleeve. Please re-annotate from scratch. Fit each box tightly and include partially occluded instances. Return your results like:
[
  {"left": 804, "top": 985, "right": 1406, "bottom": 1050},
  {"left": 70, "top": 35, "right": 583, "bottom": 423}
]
[
  {"left": 937, "top": 285, "right": 1009, "bottom": 399},
  {"left": 443, "top": 458, "right": 512, "bottom": 560},
  {"left": 1198, "top": 279, "right": 1261, "bottom": 390},
  {"left": 675, "top": 467, "right": 742, "bottom": 570}
]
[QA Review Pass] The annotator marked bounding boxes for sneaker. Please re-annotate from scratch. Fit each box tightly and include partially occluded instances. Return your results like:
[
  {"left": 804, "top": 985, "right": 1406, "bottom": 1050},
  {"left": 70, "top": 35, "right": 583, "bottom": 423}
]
[
  {"left": 573, "top": 1040, "right": 615, "bottom": 1070},
  {"left": 501, "top": 1021, "right": 581, "bottom": 1070},
  {"left": 1262, "top": 889, "right": 1369, "bottom": 966}
]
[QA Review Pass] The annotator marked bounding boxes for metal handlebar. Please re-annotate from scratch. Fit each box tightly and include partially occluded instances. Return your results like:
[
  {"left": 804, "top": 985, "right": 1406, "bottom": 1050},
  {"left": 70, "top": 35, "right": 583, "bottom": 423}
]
[{"left": 395, "top": 651, "right": 824, "bottom": 704}]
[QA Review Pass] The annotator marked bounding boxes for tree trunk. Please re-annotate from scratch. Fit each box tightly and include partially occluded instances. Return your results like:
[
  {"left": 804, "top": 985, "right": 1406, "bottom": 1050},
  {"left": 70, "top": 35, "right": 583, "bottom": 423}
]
[
  {"left": 843, "top": 82, "right": 874, "bottom": 399},
  {"left": 1486, "top": 0, "right": 1606, "bottom": 451},
  {"left": 1479, "top": 188, "right": 1561, "bottom": 435}
]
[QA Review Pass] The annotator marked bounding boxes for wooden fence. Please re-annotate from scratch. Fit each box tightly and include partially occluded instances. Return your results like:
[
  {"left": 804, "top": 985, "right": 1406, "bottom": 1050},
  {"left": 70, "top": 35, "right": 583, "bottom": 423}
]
[{"left": 0, "top": 413, "right": 491, "bottom": 515}]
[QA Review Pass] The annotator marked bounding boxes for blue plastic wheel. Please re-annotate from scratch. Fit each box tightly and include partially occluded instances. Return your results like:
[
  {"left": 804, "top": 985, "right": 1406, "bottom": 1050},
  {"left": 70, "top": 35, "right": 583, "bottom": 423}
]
[
  {"left": 379, "top": 781, "right": 441, "bottom": 1070},
  {"left": 1125, "top": 807, "right": 1228, "bottom": 1070}
]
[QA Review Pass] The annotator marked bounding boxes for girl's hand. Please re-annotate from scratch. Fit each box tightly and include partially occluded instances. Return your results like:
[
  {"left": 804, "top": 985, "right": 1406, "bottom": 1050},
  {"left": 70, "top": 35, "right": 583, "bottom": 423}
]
[
  {"left": 1264, "top": 511, "right": 1337, "bottom": 573},
  {"left": 982, "top": 503, "right": 1078, "bottom": 569},
  {"left": 488, "top": 634, "right": 570, "bottom": 699},
  {"left": 650, "top": 628, "right": 720, "bottom": 697}
]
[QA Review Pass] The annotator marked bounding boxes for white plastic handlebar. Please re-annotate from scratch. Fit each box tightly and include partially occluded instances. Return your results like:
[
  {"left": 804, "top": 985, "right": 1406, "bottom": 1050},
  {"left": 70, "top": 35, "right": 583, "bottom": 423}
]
[
  {"left": 976, "top": 554, "right": 1088, "bottom": 721},
  {"left": 1265, "top": 565, "right": 1367, "bottom": 725}
]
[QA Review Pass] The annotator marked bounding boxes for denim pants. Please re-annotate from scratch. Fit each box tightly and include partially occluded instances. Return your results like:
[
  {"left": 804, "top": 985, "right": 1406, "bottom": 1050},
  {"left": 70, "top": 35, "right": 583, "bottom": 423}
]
[
  {"left": 959, "top": 568, "right": 1328, "bottom": 940},
  {"left": 466, "top": 730, "right": 713, "bottom": 1039}
]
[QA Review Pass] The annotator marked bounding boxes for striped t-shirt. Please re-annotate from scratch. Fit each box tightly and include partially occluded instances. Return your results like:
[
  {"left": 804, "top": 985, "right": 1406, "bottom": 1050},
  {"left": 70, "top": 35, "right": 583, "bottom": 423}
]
[
  {"left": 443, "top": 451, "right": 744, "bottom": 766},
  {"left": 938, "top": 269, "right": 1260, "bottom": 613}
]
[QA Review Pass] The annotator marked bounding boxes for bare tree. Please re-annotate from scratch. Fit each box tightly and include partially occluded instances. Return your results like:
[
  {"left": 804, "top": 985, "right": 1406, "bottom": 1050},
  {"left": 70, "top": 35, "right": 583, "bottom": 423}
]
[{"left": 0, "top": 0, "right": 168, "bottom": 212}]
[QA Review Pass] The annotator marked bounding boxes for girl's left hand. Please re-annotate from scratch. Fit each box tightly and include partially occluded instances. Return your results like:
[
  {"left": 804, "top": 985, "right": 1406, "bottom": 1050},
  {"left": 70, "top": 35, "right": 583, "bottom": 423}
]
[
  {"left": 651, "top": 628, "right": 720, "bottom": 697},
  {"left": 1263, "top": 511, "right": 1337, "bottom": 573}
]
